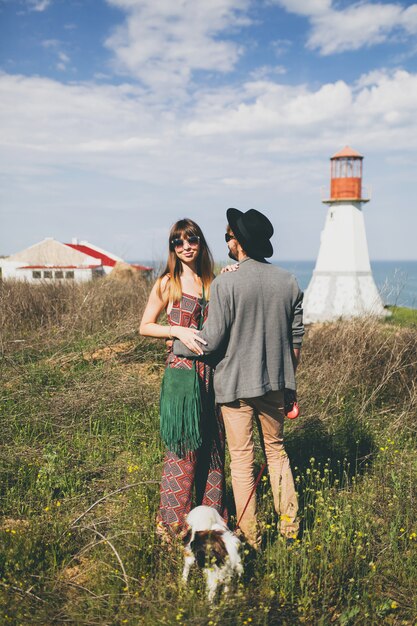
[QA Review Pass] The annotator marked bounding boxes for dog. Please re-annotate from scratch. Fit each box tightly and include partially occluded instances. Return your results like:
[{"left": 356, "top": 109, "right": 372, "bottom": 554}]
[{"left": 182, "top": 505, "right": 243, "bottom": 603}]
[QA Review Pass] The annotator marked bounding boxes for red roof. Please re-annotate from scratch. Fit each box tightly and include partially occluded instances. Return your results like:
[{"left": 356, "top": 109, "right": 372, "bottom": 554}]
[
  {"left": 65, "top": 243, "right": 117, "bottom": 267},
  {"left": 19, "top": 265, "right": 100, "bottom": 270},
  {"left": 131, "top": 263, "right": 153, "bottom": 271},
  {"left": 331, "top": 146, "right": 363, "bottom": 159}
]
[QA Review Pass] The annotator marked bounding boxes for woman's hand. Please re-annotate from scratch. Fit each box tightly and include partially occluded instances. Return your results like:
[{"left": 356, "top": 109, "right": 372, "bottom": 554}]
[
  {"left": 172, "top": 326, "right": 207, "bottom": 355},
  {"left": 220, "top": 263, "right": 239, "bottom": 274}
]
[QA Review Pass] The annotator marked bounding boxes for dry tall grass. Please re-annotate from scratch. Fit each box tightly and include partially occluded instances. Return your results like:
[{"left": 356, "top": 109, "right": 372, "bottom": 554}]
[
  {"left": 300, "top": 318, "right": 417, "bottom": 429},
  {"left": 4, "top": 280, "right": 415, "bottom": 430},
  {"left": 0, "top": 274, "right": 150, "bottom": 340}
]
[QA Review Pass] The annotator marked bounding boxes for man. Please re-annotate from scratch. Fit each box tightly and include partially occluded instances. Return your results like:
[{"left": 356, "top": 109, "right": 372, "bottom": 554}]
[{"left": 173, "top": 208, "right": 304, "bottom": 548}]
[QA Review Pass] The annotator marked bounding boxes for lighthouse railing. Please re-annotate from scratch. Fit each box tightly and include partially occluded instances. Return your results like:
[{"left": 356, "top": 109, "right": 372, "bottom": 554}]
[{"left": 320, "top": 185, "right": 371, "bottom": 202}]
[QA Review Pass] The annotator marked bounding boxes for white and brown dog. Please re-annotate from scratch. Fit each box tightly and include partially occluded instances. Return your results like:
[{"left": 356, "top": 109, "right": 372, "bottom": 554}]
[{"left": 182, "top": 505, "right": 243, "bottom": 603}]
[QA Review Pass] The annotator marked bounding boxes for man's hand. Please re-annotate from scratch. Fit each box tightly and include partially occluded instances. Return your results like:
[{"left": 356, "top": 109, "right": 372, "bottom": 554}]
[
  {"left": 292, "top": 348, "right": 301, "bottom": 372},
  {"left": 172, "top": 326, "right": 207, "bottom": 355},
  {"left": 220, "top": 263, "right": 239, "bottom": 274}
]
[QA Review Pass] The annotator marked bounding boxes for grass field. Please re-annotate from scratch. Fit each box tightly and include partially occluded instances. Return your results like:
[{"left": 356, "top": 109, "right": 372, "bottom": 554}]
[{"left": 1, "top": 279, "right": 416, "bottom": 625}]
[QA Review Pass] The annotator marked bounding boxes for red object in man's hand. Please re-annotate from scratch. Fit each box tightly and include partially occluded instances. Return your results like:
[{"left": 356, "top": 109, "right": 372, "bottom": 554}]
[
  {"left": 286, "top": 402, "right": 300, "bottom": 419},
  {"left": 284, "top": 389, "right": 300, "bottom": 419}
]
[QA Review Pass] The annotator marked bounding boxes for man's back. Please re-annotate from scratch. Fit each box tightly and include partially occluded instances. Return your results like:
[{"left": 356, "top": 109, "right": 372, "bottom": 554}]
[{"left": 203, "top": 257, "right": 304, "bottom": 403}]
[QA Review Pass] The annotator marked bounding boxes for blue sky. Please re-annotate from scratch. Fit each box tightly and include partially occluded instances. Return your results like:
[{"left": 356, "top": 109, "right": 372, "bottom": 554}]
[{"left": 1, "top": 0, "right": 417, "bottom": 262}]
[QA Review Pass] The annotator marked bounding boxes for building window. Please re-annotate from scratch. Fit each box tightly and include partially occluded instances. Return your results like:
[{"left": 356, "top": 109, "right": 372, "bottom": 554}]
[
  {"left": 54, "top": 271, "right": 64, "bottom": 279},
  {"left": 65, "top": 271, "right": 75, "bottom": 279},
  {"left": 43, "top": 271, "right": 53, "bottom": 279},
  {"left": 32, "top": 271, "right": 41, "bottom": 279},
  {"left": 92, "top": 268, "right": 104, "bottom": 279}
]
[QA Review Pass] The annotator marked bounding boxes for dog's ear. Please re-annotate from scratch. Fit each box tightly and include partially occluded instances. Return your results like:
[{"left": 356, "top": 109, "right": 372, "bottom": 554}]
[
  {"left": 192, "top": 531, "right": 210, "bottom": 568},
  {"left": 210, "top": 531, "right": 228, "bottom": 565},
  {"left": 191, "top": 530, "right": 210, "bottom": 550},
  {"left": 181, "top": 525, "right": 192, "bottom": 546}
]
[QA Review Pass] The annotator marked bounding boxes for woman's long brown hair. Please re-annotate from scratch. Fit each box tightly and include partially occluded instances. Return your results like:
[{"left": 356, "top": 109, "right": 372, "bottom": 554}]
[{"left": 158, "top": 218, "right": 214, "bottom": 304}]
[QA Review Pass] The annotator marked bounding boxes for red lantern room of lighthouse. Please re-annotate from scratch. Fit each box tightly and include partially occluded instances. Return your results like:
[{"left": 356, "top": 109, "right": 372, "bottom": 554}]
[{"left": 327, "top": 146, "right": 369, "bottom": 203}]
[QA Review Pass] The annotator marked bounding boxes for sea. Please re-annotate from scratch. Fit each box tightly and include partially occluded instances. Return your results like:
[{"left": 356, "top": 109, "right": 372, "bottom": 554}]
[
  {"left": 134, "top": 260, "right": 417, "bottom": 310},
  {"left": 277, "top": 260, "right": 417, "bottom": 310}
]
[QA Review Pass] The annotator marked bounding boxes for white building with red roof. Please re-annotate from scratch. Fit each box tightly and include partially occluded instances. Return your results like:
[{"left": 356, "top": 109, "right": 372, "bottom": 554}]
[{"left": 0, "top": 238, "right": 151, "bottom": 282}]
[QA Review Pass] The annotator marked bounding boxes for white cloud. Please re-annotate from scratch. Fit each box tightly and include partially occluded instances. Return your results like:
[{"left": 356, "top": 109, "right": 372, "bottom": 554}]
[
  {"left": 56, "top": 51, "right": 70, "bottom": 71},
  {"left": 41, "top": 39, "right": 60, "bottom": 49},
  {"left": 28, "top": 0, "right": 52, "bottom": 12},
  {"left": 308, "top": 3, "right": 411, "bottom": 55},
  {"left": 273, "top": 0, "right": 331, "bottom": 17},
  {"left": 249, "top": 65, "right": 286, "bottom": 80},
  {"left": 104, "top": 0, "right": 250, "bottom": 93},
  {"left": 354, "top": 69, "right": 391, "bottom": 89},
  {"left": 1, "top": 68, "right": 417, "bottom": 258},
  {"left": 271, "top": 38, "right": 292, "bottom": 57},
  {"left": 272, "top": 1, "right": 417, "bottom": 55},
  {"left": 354, "top": 70, "right": 417, "bottom": 129},
  {"left": 2, "top": 68, "right": 417, "bottom": 180},
  {"left": 41, "top": 40, "right": 71, "bottom": 71},
  {"left": 186, "top": 80, "right": 353, "bottom": 136},
  {"left": 0, "top": 75, "right": 156, "bottom": 152},
  {"left": 401, "top": 4, "right": 417, "bottom": 34},
  {"left": 181, "top": 70, "right": 417, "bottom": 174}
]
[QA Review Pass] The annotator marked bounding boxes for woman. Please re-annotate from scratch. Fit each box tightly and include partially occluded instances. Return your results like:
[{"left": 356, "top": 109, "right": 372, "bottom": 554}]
[{"left": 140, "top": 218, "right": 226, "bottom": 540}]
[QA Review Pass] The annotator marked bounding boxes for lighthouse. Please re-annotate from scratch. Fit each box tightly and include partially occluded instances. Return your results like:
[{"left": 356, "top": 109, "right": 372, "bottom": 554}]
[{"left": 303, "top": 146, "right": 387, "bottom": 323}]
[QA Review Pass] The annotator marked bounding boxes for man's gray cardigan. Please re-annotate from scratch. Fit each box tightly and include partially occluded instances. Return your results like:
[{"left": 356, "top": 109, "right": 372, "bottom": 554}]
[{"left": 173, "top": 257, "right": 304, "bottom": 404}]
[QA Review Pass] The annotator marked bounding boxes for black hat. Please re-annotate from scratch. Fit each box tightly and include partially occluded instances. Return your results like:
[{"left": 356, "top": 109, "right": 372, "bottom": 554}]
[{"left": 226, "top": 208, "right": 274, "bottom": 259}]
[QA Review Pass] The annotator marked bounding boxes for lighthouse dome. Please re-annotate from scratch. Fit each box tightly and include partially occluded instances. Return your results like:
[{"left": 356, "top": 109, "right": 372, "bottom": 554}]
[{"left": 331, "top": 146, "right": 363, "bottom": 160}]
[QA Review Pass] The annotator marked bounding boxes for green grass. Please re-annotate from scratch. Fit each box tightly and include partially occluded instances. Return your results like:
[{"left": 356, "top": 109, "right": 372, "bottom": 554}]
[
  {"left": 1, "top": 282, "right": 416, "bottom": 625},
  {"left": 385, "top": 305, "right": 417, "bottom": 327}
]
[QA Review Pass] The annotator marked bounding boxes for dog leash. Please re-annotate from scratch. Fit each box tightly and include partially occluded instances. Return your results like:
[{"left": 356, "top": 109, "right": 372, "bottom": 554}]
[{"left": 236, "top": 462, "right": 267, "bottom": 530}]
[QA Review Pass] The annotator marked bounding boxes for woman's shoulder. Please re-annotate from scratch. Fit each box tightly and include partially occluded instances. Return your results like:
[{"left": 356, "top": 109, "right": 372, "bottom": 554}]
[{"left": 159, "top": 274, "right": 170, "bottom": 289}]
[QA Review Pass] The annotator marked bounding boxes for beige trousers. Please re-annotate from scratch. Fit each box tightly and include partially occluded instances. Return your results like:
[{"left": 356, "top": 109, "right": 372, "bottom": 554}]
[{"left": 220, "top": 390, "right": 299, "bottom": 546}]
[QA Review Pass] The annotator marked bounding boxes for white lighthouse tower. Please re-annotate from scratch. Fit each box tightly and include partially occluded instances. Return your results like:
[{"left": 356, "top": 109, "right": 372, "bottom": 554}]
[{"left": 304, "top": 146, "right": 387, "bottom": 323}]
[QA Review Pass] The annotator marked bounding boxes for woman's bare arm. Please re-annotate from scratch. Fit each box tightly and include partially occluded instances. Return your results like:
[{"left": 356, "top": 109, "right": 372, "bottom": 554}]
[
  {"left": 139, "top": 278, "right": 172, "bottom": 339},
  {"left": 139, "top": 278, "right": 207, "bottom": 353}
]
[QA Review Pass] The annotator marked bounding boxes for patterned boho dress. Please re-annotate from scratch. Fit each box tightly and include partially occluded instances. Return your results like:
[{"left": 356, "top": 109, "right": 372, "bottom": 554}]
[{"left": 156, "top": 292, "right": 226, "bottom": 537}]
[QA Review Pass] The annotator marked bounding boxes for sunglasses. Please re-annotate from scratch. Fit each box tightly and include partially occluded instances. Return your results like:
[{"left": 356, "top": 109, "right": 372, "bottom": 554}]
[
  {"left": 171, "top": 235, "right": 200, "bottom": 250},
  {"left": 225, "top": 233, "right": 235, "bottom": 243}
]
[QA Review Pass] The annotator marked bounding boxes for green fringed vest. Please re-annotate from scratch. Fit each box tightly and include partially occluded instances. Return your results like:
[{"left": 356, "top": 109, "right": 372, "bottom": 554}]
[{"left": 159, "top": 286, "right": 206, "bottom": 456}]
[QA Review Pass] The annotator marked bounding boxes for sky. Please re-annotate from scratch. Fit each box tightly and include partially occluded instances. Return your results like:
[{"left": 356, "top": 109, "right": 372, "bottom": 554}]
[{"left": 1, "top": 0, "right": 417, "bottom": 263}]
